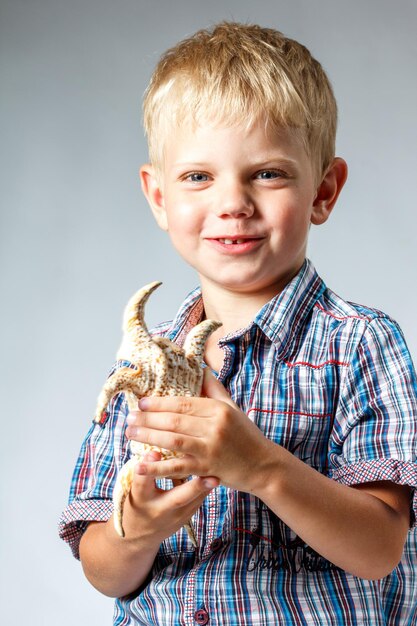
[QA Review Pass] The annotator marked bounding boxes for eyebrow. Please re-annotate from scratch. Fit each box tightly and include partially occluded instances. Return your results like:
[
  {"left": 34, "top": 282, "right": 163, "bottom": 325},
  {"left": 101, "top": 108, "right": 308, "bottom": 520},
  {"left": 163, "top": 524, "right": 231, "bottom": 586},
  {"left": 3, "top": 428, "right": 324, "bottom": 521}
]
[
  {"left": 250, "top": 157, "right": 299, "bottom": 169},
  {"left": 170, "top": 157, "right": 300, "bottom": 171},
  {"left": 171, "top": 162, "right": 211, "bottom": 169}
]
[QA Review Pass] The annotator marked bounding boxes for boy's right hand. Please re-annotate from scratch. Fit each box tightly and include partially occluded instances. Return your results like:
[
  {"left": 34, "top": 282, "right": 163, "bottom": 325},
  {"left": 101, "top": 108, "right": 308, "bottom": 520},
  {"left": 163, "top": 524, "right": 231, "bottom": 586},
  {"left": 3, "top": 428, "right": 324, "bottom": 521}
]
[
  {"left": 80, "top": 448, "right": 218, "bottom": 598},
  {"left": 121, "top": 448, "right": 218, "bottom": 546}
]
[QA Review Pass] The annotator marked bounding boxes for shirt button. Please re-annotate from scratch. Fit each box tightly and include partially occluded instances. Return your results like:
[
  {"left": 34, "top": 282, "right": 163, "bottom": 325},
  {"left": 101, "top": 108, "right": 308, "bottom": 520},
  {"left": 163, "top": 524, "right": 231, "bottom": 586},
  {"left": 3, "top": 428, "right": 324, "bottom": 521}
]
[
  {"left": 211, "top": 537, "right": 223, "bottom": 552},
  {"left": 194, "top": 608, "right": 209, "bottom": 625}
]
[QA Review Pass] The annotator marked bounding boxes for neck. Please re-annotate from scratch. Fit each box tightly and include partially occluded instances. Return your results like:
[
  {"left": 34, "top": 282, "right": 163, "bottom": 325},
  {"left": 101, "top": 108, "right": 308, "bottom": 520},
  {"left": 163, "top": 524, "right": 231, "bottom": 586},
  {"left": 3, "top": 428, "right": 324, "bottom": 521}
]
[
  {"left": 201, "top": 282, "right": 278, "bottom": 336},
  {"left": 198, "top": 263, "right": 305, "bottom": 333},
  {"left": 200, "top": 281, "right": 280, "bottom": 372}
]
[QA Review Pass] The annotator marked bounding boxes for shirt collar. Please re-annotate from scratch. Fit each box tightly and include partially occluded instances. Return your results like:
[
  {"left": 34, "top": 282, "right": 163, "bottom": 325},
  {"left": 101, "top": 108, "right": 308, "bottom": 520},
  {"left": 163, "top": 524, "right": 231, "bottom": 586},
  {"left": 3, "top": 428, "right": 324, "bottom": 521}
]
[
  {"left": 166, "top": 259, "right": 325, "bottom": 357},
  {"left": 165, "top": 286, "right": 205, "bottom": 346},
  {"left": 251, "top": 259, "right": 326, "bottom": 356}
]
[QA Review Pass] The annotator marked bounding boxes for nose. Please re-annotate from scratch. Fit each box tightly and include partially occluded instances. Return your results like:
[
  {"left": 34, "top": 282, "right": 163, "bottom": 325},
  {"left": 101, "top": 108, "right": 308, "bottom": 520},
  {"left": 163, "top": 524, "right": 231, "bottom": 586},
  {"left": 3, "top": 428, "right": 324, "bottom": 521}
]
[{"left": 215, "top": 178, "right": 255, "bottom": 218}]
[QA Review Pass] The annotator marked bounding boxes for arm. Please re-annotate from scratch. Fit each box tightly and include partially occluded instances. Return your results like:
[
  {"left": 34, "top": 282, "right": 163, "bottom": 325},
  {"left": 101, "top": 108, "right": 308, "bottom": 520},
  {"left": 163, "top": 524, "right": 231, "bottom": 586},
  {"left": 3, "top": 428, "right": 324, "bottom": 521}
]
[
  {"left": 254, "top": 446, "right": 410, "bottom": 579},
  {"left": 128, "top": 370, "right": 412, "bottom": 580},
  {"left": 79, "top": 452, "right": 217, "bottom": 598},
  {"left": 79, "top": 517, "right": 159, "bottom": 599}
]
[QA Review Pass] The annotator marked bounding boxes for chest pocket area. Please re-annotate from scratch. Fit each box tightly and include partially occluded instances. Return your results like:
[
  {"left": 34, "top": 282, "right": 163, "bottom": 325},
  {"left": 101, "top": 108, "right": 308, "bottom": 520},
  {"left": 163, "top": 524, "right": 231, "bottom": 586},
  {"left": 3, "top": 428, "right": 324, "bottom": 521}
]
[
  {"left": 248, "top": 362, "right": 342, "bottom": 474},
  {"left": 250, "top": 408, "right": 333, "bottom": 474}
]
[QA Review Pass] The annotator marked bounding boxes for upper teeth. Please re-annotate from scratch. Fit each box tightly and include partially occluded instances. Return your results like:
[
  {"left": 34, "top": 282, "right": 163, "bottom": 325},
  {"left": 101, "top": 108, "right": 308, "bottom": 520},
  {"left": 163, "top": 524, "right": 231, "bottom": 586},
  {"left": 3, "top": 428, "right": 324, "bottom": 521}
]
[{"left": 221, "top": 239, "right": 245, "bottom": 244}]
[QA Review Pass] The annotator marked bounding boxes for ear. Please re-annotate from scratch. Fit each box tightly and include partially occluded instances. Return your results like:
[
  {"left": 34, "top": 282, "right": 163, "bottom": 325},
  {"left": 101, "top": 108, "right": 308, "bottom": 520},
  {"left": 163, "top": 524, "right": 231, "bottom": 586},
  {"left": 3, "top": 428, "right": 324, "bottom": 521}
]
[
  {"left": 139, "top": 164, "right": 168, "bottom": 231},
  {"left": 311, "top": 157, "right": 348, "bottom": 225}
]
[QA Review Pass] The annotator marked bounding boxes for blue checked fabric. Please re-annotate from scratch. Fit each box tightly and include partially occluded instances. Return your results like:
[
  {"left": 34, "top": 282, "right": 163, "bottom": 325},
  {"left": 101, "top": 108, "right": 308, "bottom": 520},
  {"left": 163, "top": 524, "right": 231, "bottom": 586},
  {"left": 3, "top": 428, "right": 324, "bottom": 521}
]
[{"left": 59, "top": 259, "right": 417, "bottom": 625}]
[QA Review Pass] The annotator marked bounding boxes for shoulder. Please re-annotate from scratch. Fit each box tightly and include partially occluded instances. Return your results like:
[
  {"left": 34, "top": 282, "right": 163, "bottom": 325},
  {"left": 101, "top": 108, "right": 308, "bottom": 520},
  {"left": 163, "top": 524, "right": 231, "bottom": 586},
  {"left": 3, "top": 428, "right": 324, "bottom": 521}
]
[
  {"left": 315, "top": 286, "right": 390, "bottom": 324},
  {"left": 313, "top": 286, "right": 404, "bottom": 338},
  {"left": 303, "top": 284, "right": 412, "bottom": 368},
  {"left": 314, "top": 287, "right": 415, "bottom": 373}
]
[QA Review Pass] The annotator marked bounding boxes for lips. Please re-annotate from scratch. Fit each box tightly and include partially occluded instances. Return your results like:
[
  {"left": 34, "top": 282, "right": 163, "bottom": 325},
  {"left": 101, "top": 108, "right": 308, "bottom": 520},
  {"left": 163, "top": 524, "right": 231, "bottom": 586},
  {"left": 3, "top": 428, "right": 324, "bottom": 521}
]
[
  {"left": 205, "top": 236, "right": 264, "bottom": 254},
  {"left": 218, "top": 238, "right": 250, "bottom": 245},
  {"left": 212, "top": 236, "right": 263, "bottom": 244}
]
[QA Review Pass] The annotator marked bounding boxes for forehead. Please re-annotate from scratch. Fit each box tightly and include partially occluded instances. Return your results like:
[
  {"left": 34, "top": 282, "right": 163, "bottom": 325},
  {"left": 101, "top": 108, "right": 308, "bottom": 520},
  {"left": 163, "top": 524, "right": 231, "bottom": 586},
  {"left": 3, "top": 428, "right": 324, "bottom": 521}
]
[{"left": 162, "top": 118, "right": 309, "bottom": 169}]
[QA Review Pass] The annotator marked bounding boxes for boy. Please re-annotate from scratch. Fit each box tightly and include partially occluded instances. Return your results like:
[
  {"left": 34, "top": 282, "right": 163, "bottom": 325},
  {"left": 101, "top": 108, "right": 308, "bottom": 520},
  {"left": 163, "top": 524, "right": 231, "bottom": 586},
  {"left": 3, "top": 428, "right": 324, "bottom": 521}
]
[{"left": 59, "top": 22, "right": 417, "bottom": 625}]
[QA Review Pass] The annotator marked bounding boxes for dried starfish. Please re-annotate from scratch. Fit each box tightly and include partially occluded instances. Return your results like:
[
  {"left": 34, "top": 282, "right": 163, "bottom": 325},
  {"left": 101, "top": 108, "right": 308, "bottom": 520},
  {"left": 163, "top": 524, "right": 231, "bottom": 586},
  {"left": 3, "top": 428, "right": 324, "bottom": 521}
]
[{"left": 94, "top": 281, "right": 221, "bottom": 545}]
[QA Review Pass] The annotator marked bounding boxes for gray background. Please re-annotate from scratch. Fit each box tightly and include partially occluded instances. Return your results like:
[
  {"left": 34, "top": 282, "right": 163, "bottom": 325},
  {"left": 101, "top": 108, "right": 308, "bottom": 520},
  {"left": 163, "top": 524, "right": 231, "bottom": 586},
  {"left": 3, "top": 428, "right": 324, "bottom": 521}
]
[{"left": 1, "top": 0, "right": 416, "bottom": 624}]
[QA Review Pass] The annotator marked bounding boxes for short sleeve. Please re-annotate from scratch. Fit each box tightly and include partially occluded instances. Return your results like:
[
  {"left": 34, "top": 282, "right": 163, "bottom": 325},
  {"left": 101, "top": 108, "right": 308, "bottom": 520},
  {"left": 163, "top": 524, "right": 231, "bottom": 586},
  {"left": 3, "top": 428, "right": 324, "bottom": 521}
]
[
  {"left": 328, "top": 316, "right": 417, "bottom": 524},
  {"left": 58, "top": 362, "right": 131, "bottom": 559}
]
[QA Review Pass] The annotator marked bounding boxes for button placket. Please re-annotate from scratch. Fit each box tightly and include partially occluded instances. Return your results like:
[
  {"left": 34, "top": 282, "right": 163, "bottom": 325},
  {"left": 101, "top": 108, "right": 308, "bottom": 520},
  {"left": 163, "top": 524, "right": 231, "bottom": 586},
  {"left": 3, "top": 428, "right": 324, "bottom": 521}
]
[{"left": 201, "top": 485, "right": 219, "bottom": 558}]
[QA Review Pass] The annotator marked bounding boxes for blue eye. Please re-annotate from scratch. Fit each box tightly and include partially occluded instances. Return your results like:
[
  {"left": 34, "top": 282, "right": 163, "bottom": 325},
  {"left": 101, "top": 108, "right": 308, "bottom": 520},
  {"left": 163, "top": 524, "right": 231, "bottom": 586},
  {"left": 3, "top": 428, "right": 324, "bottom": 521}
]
[
  {"left": 187, "top": 172, "right": 209, "bottom": 182},
  {"left": 256, "top": 170, "right": 281, "bottom": 180}
]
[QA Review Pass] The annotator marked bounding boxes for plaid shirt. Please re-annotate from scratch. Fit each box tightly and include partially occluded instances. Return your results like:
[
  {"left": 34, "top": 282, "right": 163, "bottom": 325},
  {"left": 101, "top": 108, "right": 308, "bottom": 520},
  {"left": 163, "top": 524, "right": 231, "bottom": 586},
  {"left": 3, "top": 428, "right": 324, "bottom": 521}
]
[{"left": 59, "top": 259, "right": 417, "bottom": 625}]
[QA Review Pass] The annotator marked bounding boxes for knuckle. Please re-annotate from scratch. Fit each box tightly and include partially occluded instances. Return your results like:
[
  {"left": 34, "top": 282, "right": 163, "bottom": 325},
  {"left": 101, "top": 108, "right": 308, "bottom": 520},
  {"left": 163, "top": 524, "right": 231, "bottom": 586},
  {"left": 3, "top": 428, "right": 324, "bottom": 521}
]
[
  {"left": 217, "top": 407, "right": 230, "bottom": 433},
  {"left": 170, "top": 489, "right": 185, "bottom": 508},
  {"left": 168, "top": 413, "right": 181, "bottom": 432},
  {"left": 135, "top": 427, "right": 147, "bottom": 442},
  {"left": 138, "top": 413, "right": 148, "bottom": 427},
  {"left": 172, "top": 436, "right": 184, "bottom": 451},
  {"left": 213, "top": 420, "right": 226, "bottom": 443},
  {"left": 218, "top": 404, "right": 229, "bottom": 422},
  {"left": 178, "top": 398, "right": 192, "bottom": 413},
  {"left": 172, "top": 461, "right": 186, "bottom": 476}
]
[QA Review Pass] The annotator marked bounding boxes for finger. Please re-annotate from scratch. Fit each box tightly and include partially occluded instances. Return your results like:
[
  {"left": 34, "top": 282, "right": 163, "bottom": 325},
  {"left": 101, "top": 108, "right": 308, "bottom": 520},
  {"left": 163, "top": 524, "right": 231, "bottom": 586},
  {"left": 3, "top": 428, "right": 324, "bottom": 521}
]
[
  {"left": 136, "top": 456, "right": 200, "bottom": 480},
  {"left": 142, "top": 450, "right": 162, "bottom": 463},
  {"left": 161, "top": 476, "right": 219, "bottom": 511},
  {"left": 173, "top": 476, "right": 219, "bottom": 491},
  {"left": 128, "top": 410, "right": 205, "bottom": 438},
  {"left": 130, "top": 451, "right": 161, "bottom": 500},
  {"left": 127, "top": 422, "right": 204, "bottom": 457},
  {"left": 126, "top": 410, "right": 141, "bottom": 426},
  {"left": 135, "top": 374, "right": 236, "bottom": 415},
  {"left": 138, "top": 394, "right": 215, "bottom": 417},
  {"left": 126, "top": 412, "right": 208, "bottom": 442}
]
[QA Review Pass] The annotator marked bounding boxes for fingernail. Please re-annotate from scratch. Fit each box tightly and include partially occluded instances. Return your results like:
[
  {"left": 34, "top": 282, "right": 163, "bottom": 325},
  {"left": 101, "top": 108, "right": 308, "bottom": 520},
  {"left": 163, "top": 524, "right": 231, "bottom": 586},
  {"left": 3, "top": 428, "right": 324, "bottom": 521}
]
[
  {"left": 144, "top": 451, "right": 160, "bottom": 462},
  {"left": 135, "top": 463, "right": 146, "bottom": 475},
  {"left": 139, "top": 397, "right": 149, "bottom": 410},
  {"left": 127, "top": 426, "right": 138, "bottom": 439},
  {"left": 203, "top": 478, "right": 217, "bottom": 490},
  {"left": 126, "top": 412, "right": 138, "bottom": 425}
]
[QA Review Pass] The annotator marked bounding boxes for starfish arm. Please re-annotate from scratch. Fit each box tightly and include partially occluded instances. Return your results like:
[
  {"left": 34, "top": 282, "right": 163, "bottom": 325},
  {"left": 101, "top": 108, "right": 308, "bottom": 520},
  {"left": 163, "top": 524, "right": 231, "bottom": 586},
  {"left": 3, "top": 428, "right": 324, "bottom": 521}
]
[
  {"left": 112, "top": 458, "right": 137, "bottom": 538},
  {"left": 94, "top": 367, "right": 148, "bottom": 423},
  {"left": 118, "top": 282, "right": 162, "bottom": 360},
  {"left": 183, "top": 319, "right": 222, "bottom": 361},
  {"left": 184, "top": 521, "right": 198, "bottom": 548}
]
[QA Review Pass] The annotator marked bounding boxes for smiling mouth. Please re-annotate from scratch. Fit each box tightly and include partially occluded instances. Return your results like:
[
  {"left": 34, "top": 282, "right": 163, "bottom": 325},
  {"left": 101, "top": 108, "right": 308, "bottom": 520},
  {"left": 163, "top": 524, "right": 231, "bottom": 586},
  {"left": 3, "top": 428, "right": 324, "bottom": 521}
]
[
  {"left": 216, "top": 237, "right": 261, "bottom": 245},
  {"left": 218, "top": 238, "right": 247, "bottom": 244}
]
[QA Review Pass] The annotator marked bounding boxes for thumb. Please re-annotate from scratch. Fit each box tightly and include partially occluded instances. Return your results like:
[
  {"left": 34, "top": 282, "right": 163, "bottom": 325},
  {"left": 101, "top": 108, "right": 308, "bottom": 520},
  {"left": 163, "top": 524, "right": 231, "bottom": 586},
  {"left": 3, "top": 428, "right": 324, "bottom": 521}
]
[
  {"left": 132, "top": 450, "right": 161, "bottom": 499},
  {"left": 202, "top": 368, "right": 237, "bottom": 408}
]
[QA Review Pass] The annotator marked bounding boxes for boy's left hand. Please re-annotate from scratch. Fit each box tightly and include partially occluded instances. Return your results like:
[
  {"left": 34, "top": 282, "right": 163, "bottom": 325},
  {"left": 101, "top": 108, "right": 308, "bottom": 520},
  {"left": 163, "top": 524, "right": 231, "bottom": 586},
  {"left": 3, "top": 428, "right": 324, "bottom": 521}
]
[{"left": 125, "top": 368, "right": 275, "bottom": 494}]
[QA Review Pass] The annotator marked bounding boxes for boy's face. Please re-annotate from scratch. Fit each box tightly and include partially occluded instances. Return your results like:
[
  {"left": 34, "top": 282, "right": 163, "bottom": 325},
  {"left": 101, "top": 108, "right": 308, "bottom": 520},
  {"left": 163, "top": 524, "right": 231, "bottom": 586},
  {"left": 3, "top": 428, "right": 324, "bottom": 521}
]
[{"left": 142, "top": 119, "right": 337, "bottom": 300}]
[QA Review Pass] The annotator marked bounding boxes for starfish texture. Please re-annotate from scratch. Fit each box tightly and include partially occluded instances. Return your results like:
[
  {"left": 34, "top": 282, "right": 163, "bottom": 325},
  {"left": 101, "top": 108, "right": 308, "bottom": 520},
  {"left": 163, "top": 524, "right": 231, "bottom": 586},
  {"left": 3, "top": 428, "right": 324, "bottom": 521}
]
[{"left": 94, "top": 281, "right": 221, "bottom": 544}]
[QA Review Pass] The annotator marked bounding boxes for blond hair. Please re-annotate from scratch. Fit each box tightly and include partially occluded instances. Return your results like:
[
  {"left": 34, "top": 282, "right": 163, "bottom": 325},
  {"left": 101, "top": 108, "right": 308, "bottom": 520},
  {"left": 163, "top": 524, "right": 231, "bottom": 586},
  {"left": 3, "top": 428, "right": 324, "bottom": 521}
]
[{"left": 143, "top": 22, "right": 337, "bottom": 181}]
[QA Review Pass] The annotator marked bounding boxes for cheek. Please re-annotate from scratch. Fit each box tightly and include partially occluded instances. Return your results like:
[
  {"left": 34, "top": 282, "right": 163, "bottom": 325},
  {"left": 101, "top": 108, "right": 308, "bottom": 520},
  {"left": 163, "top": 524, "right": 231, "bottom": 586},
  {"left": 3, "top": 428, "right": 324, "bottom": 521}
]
[
  {"left": 165, "top": 196, "right": 206, "bottom": 238},
  {"left": 167, "top": 212, "right": 197, "bottom": 239},
  {"left": 165, "top": 209, "right": 200, "bottom": 258},
  {"left": 272, "top": 204, "right": 310, "bottom": 234}
]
